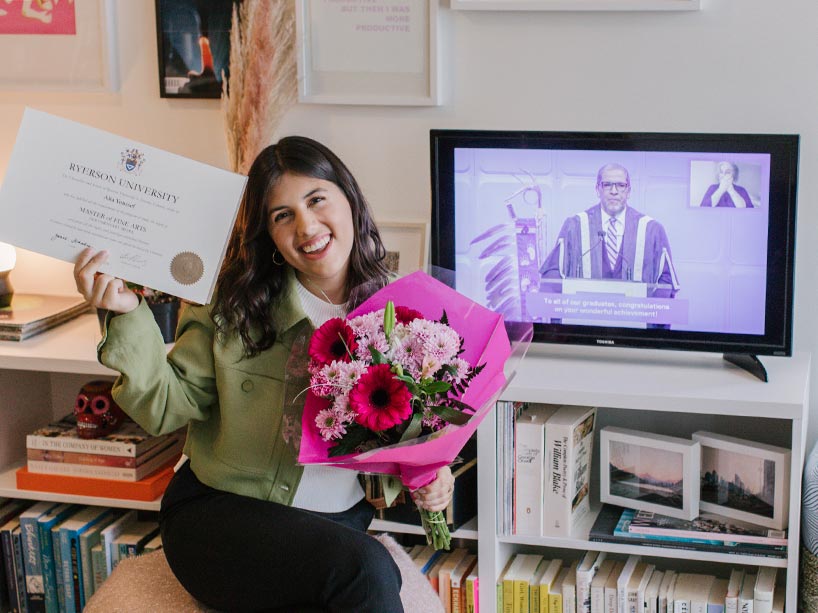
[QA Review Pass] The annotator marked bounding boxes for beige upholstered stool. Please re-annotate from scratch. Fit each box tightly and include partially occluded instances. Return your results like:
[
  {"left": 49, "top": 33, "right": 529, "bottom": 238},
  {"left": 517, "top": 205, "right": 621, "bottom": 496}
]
[{"left": 85, "top": 533, "right": 444, "bottom": 613}]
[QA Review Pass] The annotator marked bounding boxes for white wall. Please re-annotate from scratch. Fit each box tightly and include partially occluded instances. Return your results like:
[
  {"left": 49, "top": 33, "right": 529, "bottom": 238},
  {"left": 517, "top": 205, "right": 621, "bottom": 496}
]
[{"left": 2, "top": 0, "right": 816, "bottom": 443}]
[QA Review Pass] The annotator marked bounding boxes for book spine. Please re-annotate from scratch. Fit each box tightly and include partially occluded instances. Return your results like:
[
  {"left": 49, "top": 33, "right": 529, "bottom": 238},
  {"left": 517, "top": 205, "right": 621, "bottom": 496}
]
[
  {"left": 543, "top": 420, "right": 568, "bottom": 536},
  {"left": 590, "top": 585, "right": 604, "bottom": 613},
  {"left": 90, "top": 544, "right": 106, "bottom": 594},
  {"left": 628, "top": 590, "right": 639, "bottom": 613},
  {"left": 68, "top": 534, "right": 82, "bottom": 613},
  {"left": 27, "top": 449, "right": 139, "bottom": 468},
  {"left": 514, "top": 418, "right": 544, "bottom": 536},
  {"left": 20, "top": 515, "right": 45, "bottom": 613},
  {"left": 58, "top": 530, "right": 76, "bottom": 613},
  {"left": 12, "top": 528, "right": 28, "bottom": 613},
  {"left": 50, "top": 527, "right": 64, "bottom": 613},
  {"left": 627, "top": 525, "right": 787, "bottom": 547},
  {"left": 604, "top": 586, "right": 617, "bottom": 613},
  {"left": 38, "top": 523, "right": 59, "bottom": 613},
  {"left": 25, "top": 435, "right": 143, "bottom": 458},
  {"left": 466, "top": 576, "right": 475, "bottom": 613},
  {"left": 562, "top": 586, "right": 576, "bottom": 613},
  {"left": 549, "top": 591, "right": 562, "bottom": 613},
  {"left": 79, "top": 533, "right": 99, "bottom": 606},
  {"left": 1, "top": 526, "right": 20, "bottom": 613}
]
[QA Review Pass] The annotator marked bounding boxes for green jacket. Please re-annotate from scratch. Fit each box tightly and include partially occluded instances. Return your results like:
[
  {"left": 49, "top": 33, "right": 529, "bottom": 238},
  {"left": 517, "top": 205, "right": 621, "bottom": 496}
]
[{"left": 98, "top": 271, "right": 313, "bottom": 505}]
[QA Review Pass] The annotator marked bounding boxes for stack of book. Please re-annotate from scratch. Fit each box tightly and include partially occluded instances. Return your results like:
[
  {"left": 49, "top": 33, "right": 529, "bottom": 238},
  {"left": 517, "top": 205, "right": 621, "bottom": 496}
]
[
  {"left": 496, "top": 550, "right": 785, "bottom": 613},
  {"left": 498, "top": 401, "right": 598, "bottom": 538},
  {"left": 589, "top": 504, "right": 788, "bottom": 558},
  {"left": 407, "top": 545, "right": 478, "bottom": 613},
  {"left": 0, "top": 293, "right": 90, "bottom": 341},
  {"left": 0, "top": 498, "right": 160, "bottom": 613},
  {"left": 17, "top": 414, "right": 185, "bottom": 501}
]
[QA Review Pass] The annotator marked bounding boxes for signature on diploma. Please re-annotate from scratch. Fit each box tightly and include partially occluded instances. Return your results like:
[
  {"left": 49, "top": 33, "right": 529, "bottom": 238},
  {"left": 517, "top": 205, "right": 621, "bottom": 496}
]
[
  {"left": 50, "top": 233, "right": 91, "bottom": 249},
  {"left": 119, "top": 252, "right": 148, "bottom": 267}
]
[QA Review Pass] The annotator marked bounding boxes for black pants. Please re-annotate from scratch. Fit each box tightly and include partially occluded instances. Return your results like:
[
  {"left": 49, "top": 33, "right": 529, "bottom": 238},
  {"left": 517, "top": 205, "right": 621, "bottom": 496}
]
[{"left": 159, "top": 462, "right": 404, "bottom": 613}]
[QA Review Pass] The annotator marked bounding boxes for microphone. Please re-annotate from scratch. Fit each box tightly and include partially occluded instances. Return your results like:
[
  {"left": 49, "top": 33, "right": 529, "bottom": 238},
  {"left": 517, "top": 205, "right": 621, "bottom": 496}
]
[
  {"left": 581, "top": 231, "right": 606, "bottom": 258},
  {"left": 575, "top": 231, "right": 606, "bottom": 277}
]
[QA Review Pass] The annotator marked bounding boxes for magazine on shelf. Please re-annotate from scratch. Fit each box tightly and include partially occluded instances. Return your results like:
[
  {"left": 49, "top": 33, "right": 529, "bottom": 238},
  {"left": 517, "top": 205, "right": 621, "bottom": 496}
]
[
  {"left": 625, "top": 508, "right": 787, "bottom": 546},
  {"left": 0, "top": 294, "right": 90, "bottom": 341},
  {"left": 588, "top": 505, "right": 787, "bottom": 558}
]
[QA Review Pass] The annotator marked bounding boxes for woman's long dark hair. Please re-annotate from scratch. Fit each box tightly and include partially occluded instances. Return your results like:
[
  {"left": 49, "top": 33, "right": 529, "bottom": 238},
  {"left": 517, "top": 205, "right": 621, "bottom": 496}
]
[{"left": 212, "top": 136, "right": 390, "bottom": 357}]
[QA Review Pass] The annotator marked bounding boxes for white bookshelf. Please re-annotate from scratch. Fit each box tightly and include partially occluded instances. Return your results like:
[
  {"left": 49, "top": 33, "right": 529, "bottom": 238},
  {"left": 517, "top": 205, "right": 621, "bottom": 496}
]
[{"left": 478, "top": 344, "right": 810, "bottom": 613}]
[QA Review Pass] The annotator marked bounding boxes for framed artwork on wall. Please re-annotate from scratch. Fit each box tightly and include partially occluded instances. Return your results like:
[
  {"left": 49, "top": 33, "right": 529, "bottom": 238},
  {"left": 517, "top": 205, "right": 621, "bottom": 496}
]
[
  {"left": 154, "top": 0, "right": 238, "bottom": 98},
  {"left": 295, "top": 0, "right": 439, "bottom": 106},
  {"left": 378, "top": 221, "right": 429, "bottom": 275},
  {"left": 600, "top": 426, "right": 701, "bottom": 521},
  {"left": 0, "top": 0, "right": 119, "bottom": 91},
  {"left": 450, "top": 0, "right": 699, "bottom": 10}
]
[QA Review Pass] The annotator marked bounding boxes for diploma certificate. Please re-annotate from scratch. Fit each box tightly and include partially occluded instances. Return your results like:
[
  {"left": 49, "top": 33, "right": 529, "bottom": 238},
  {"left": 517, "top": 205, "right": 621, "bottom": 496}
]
[{"left": 0, "top": 108, "right": 247, "bottom": 304}]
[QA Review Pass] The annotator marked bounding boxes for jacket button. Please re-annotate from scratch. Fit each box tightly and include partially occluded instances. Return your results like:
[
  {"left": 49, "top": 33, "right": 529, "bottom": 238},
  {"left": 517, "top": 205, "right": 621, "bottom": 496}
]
[
  {"left": 279, "top": 484, "right": 290, "bottom": 491},
  {"left": 241, "top": 379, "right": 254, "bottom": 392}
]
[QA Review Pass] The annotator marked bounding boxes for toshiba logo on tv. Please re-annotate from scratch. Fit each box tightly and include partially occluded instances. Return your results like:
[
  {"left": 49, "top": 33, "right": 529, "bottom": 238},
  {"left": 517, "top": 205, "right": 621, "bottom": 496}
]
[{"left": 596, "top": 339, "right": 615, "bottom": 345}]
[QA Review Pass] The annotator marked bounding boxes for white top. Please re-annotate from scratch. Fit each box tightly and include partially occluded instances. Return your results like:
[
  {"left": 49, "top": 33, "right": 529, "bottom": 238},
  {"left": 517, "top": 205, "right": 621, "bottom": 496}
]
[{"left": 290, "top": 278, "right": 365, "bottom": 513}]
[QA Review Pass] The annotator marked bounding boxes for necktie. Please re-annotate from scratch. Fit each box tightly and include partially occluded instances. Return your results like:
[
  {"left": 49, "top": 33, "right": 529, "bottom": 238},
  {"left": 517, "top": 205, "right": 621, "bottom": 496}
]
[{"left": 606, "top": 217, "right": 620, "bottom": 265}]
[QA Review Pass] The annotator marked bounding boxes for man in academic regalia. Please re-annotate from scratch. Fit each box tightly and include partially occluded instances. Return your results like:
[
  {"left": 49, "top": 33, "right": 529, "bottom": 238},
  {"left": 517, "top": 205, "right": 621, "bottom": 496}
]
[{"left": 540, "top": 163, "right": 680, "bottom": 299}]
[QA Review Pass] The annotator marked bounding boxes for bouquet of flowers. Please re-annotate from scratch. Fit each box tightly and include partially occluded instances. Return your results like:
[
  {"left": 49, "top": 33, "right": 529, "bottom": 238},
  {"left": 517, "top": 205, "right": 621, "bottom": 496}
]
[{"left": 298, "top": 271, "right": 524, "bottom": 549}]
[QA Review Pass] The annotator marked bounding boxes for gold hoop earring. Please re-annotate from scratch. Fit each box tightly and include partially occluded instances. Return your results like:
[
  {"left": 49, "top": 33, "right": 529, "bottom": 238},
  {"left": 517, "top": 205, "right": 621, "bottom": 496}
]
[{"left": 272, "top": 249, "right": 285, "bottom": 266}]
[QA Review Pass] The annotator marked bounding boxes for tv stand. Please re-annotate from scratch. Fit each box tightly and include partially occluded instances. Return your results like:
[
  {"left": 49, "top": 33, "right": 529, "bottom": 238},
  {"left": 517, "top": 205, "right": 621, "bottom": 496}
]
[{"left": 723, "top": 353, "right": 768, "bottom": 382}]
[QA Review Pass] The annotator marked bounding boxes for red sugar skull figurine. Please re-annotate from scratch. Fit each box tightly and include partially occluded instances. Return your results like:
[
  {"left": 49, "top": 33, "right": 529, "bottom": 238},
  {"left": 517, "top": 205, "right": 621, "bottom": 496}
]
[{"left": 73, "top": 380, "right": 127, "bottom": 439}]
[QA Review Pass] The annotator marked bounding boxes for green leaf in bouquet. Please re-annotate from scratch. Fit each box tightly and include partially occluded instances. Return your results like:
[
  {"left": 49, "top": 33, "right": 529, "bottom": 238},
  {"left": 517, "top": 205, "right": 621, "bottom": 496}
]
[
  {"left": 398, "top": 411, "right": 422, "bottom": 443},
  {"left": 369, "top": 345, "right": 387, "bottom": 364},
  {"left": 381, "top": 475, "right": 403, "bottom": 508},
  {"left": 395, "top": 373, "right": 421, "bottom": 397},
  {"left": 421, "top": 380, "right": 452, "bottom": 395},
  {"left": 429, "top": 404, "right": 471, "bottom": 426}
]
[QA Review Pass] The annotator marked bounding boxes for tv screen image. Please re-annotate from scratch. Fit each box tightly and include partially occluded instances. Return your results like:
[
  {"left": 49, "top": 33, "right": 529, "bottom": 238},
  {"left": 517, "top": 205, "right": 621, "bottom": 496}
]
[{"left": 430, "top": 130, "right": 798, "bottom": 371}]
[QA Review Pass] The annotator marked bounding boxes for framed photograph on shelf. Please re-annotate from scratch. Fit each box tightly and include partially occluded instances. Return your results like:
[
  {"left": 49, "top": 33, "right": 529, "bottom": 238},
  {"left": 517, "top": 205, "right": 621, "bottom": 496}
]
[
  {"left": 450, "top": 0, "right": 700, "bottom": 10},
  {"left": 295, "top": 0, "right": 439, "bottom": 105},
  {"left": 600, "top": 426, "right": 700, "bottom": 521},
  {"left": 0, "top": 0, "right": 118, "bottom": 91},
  {"left": 692, "top": 431, "right": 791, "bottom": 530},
  {"left": 377, "top": 221, "right": 429, "bottom": 275},
  {"left": 154, "top": 0, "right": 236, "bottom": 98}
]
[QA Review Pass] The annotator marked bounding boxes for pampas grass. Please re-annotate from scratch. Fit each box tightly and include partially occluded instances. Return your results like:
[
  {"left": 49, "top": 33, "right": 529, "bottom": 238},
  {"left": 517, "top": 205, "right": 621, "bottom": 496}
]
[{"left": 222, "top": 0, "right": 297, "bottom": 174}]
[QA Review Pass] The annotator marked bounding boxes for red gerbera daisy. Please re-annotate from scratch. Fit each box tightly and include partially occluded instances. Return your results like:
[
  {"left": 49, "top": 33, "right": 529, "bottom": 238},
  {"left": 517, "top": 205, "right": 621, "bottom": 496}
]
[
  {"left": 349, "top": 364, "right": 413, "bottom": 431},
  {"left": 395, "top": 306, "right": 425, "bottom": 325},
  {"left": 308, "top": 318, "right": 358, "bottom": 365}
]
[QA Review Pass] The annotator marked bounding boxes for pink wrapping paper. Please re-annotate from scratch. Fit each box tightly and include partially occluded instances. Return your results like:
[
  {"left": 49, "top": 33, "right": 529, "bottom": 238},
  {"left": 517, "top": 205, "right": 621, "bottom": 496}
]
[{"left": 298, "top": 271, "right": 512, "bottom": 490}]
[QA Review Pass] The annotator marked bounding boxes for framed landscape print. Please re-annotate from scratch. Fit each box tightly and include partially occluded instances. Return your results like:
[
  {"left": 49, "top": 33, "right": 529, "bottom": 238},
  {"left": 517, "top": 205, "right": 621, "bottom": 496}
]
[
  {"left": 692, "top": 431, "right": 790, "bottom": 530},
  {"left": 601, "top": 426, "right": 700, "bottom": 521}
]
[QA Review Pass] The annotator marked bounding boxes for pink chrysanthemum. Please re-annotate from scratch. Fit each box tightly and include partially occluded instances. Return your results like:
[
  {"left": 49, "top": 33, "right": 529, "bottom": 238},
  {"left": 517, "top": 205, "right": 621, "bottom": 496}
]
[
  {"left": 424, "top": 326, "right": 461, "bottom": 362},
  {"left": 395, "top": 306, "right": 424, "bottom": 324},
  {"left": 315, "top": 407, "right": 348, "bottom": 441},
  {"left": 309, "top": 318, "right": 357, "bottom": 365},
  {"left": 349, "top": 364, "right": 412, "bottom": 431},
  {"left": 348, "top": 311, "right": 383, "bottom": 339}
]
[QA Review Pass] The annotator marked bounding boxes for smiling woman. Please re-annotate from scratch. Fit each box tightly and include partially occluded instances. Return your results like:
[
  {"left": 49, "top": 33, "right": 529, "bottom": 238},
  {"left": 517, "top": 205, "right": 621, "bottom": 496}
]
[{"left": 71, "top": 135, "right": 452, "bottom": 612}]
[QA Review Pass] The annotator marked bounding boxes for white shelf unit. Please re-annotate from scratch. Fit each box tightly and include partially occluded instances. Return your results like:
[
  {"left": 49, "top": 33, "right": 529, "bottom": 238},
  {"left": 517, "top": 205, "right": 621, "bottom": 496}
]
[
  {"left": 478, "top": 344, "right": 810, "bottom": 613},
  {"left": 0, "top": 313, "right": 480, "bottom": 533}
]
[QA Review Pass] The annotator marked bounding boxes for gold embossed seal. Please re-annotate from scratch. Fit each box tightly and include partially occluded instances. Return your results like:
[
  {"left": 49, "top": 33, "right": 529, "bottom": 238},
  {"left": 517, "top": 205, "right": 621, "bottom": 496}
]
[{"left": 170, "top": 251, "right": 204, "bottom": 286}]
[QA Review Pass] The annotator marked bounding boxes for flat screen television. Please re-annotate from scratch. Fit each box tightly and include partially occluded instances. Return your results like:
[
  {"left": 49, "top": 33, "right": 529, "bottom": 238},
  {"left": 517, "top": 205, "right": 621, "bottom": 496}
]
[{"left": 430, "top": 129, "right": 799, "bottom": 380}]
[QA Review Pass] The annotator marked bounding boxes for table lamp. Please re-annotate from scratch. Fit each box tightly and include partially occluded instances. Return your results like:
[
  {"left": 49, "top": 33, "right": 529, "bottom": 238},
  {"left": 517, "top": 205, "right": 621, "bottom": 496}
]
[{"left": 0, "top": 242, "right": 16, "bottom": 308}]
